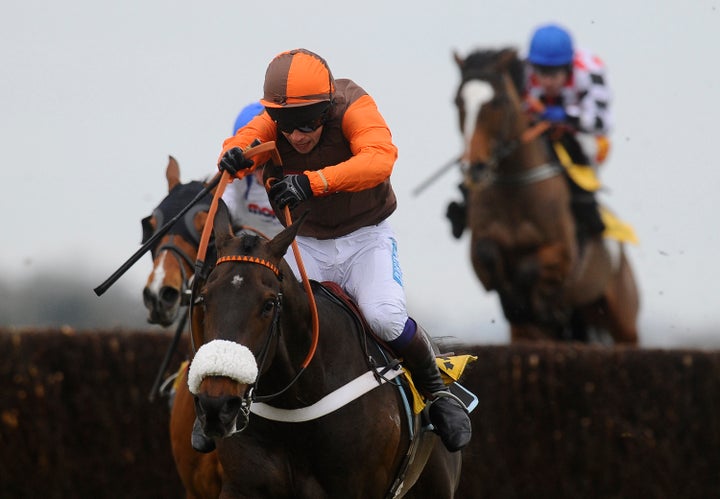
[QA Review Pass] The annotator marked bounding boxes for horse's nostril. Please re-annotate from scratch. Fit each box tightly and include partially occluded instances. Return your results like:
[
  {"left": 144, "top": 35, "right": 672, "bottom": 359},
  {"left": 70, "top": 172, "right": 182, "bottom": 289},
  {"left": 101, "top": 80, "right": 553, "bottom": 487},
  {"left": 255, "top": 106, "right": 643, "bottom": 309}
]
[
  {"left": 159, "top": 287, "right": 180, "bottom": 305},
  {"left": 143, "top": 287, "right": 156, "bottom": 308}
]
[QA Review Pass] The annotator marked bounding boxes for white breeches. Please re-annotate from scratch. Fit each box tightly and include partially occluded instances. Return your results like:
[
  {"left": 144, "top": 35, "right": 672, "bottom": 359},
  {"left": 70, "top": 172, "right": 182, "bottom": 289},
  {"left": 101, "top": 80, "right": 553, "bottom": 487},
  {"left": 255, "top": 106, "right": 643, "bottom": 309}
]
[{"left": 283, "top": 220, "right": 408, "bottom": 341}]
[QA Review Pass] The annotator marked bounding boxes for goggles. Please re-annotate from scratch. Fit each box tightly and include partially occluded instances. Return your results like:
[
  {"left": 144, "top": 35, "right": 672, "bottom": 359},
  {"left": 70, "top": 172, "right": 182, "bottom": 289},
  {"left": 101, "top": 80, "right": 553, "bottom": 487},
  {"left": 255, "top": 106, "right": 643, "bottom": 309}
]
[
  {"left": 532, "top": 64, "right": 568, "bottom": 76},
  {"left": 266, "top": 102, "right": 331, "bottom": 134},
  {"left": 276, "top": 114, "right": 326, "bottom": 134}
]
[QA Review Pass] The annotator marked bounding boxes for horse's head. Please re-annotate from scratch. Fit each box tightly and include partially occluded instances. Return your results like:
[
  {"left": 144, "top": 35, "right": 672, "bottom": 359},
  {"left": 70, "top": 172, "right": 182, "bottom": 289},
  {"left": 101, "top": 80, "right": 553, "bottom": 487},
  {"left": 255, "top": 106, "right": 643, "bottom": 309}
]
[
  {"left": 453, "top": 48, "right": 527, "bottom": 173},
  {"left": 188, "top": 200, "right": 307, "bottom": 439},
  {"left": 142, "top": 156, "right": 212, "bottom": 326}
]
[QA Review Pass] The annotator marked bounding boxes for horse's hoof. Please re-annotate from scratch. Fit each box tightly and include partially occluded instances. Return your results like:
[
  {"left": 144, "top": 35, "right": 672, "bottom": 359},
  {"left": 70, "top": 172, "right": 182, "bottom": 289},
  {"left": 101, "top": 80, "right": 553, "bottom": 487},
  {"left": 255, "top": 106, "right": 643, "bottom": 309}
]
[{"left": 191, "top": 418, "right": 216, "bottom": 453}]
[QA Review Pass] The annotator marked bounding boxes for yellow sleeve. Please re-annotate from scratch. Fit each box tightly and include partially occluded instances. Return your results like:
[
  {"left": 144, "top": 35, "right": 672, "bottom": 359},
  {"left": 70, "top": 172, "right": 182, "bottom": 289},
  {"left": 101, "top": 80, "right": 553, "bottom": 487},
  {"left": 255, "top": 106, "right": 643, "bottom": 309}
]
[{"left": 305, "top": 94, "right": 398, "bottom": 195}]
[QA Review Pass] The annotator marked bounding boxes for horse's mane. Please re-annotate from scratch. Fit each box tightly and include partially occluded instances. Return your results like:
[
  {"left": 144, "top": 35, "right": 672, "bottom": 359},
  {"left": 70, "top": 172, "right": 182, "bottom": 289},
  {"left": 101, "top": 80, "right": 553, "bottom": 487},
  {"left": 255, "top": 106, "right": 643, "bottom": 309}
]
[{"left": 461, "top": 47, "right": 525, "bottom": 96}]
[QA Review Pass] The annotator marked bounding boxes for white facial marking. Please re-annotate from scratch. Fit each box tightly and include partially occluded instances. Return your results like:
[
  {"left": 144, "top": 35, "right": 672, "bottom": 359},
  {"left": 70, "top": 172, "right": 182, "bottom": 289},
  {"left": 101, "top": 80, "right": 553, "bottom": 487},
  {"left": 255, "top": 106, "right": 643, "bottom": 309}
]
[
  {"left": 460, "top": 80, "right": 495, "bottom": 150},
  {"left": 231, "top": 274, "right": 244, "bottom": 288},
  {"left": 148, "top": 252, "right": 167, "bottom": 294}
]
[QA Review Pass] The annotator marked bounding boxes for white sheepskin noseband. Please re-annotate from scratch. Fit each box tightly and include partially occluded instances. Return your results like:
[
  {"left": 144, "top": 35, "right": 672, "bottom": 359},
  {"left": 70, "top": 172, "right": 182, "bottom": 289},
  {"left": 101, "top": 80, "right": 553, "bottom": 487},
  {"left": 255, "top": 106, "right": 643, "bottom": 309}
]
[{"left": 188, "top": 339, "right": 259, "bottom": 395}]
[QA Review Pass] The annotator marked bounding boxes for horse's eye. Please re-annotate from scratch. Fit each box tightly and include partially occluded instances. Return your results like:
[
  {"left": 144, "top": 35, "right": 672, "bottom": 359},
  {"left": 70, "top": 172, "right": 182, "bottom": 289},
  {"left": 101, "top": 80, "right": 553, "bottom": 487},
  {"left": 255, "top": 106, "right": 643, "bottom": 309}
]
[{"left": 262, "top": 299, "right": 275, "bottom": 316}]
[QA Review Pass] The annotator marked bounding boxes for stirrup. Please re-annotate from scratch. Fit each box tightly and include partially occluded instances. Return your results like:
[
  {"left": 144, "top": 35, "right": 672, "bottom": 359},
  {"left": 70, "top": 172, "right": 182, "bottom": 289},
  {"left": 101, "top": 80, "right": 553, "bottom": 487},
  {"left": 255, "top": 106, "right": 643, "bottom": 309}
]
[{"left": 430, "top": 390, "right": 470, "bottom": 412}]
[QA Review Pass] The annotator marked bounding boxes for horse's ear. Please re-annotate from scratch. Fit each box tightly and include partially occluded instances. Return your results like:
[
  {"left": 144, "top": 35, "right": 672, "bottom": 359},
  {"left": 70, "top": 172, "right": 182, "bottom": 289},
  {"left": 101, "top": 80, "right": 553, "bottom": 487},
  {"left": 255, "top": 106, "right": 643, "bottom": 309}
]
[
  {"left": 453, "top": 50, "right": 465, "bottom": 69},
  {"left": 212, "top": 199, "right": 234, "bottom": 249},
  {"left": 497, "top": 48, "right": 519, "bottom": 69},
  {"left": 267, "top": 211, "right": 308, "bottom": 260},
  {"left": 167, "top": 155, "right": 181, "bottom": 192}
]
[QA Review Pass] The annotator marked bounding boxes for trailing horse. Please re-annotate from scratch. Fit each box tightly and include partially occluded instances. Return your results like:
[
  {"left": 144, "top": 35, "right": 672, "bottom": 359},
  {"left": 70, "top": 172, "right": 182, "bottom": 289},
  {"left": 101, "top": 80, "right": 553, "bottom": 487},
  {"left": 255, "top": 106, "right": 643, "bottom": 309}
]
[
  {"left": 452, "top": 48, "right": 639, "bottom": 343},
  {"left": 141, "top": 156, "right": 222, "bottom": 498},
  {"left": 142, "top": 156, "right": 212, "bottom": 327},
  {"left": 188, "top": 200, "right": 462, "bottom": 498}
]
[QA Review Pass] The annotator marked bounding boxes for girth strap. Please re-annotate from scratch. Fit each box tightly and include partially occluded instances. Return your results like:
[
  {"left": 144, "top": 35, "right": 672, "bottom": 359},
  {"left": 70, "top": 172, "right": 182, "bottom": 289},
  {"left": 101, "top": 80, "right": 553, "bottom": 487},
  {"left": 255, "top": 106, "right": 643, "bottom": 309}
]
[{"left": 249, "top": 366, "right": 403, "bottom": 423}]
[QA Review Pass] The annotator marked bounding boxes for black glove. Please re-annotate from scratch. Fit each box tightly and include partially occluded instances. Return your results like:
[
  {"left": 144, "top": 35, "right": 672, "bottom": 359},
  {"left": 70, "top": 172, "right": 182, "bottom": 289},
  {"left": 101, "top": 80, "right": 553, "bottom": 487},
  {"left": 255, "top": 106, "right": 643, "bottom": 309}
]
[
  {"left": 268, "top": 174, "right": 313, "bottom": 209},
  {"left": 218, "top": 147, "right": 254, "bottom": 175}
]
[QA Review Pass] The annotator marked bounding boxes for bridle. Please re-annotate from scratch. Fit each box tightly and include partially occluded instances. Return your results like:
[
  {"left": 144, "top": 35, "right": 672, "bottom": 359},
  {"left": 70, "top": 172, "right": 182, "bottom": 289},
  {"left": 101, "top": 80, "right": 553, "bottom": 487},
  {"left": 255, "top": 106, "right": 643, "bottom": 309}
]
[
  {"left": 195, "top": 252, "right": 313, "bottom": 432},
  {"left": 458, "top": 69, "right": 558, "bottom": 187},
  {"left": 146, "top": 201, "right": 211, "bottom": 306}
]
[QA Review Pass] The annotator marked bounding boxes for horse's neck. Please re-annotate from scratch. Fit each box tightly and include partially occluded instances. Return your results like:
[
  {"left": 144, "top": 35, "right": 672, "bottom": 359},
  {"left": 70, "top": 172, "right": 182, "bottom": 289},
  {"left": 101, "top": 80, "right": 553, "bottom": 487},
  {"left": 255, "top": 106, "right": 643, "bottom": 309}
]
[
  {"left": 498, "top": 134, "right": 549, "bottom": 174},
  {"left": 260, "top": 289, "right": 368, "bottom": 408}
]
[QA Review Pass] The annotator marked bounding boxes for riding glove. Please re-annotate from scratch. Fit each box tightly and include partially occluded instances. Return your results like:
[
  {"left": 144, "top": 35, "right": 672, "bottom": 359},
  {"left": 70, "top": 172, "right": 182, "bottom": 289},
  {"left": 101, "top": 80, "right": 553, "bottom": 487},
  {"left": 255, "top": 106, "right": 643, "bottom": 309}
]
[
  {"left": 269, "top": 174, "right": 313, "bottom": 209},
  {"left": 539, "top": 105, "right": 567, "bottom": 123},
  {"left": 218, "top": 147, "right": 254, "bottom": 175}
]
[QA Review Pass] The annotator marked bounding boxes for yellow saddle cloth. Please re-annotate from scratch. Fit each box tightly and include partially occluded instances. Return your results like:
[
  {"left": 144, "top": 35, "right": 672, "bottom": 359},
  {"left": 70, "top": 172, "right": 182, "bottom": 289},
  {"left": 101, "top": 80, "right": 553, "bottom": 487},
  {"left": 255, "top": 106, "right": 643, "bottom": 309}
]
[
  {"left": 552, "top": 142, "right": 638, "bottom": 245},
  {"left": 600, "top": 206, "right": 639, "bottom": 244},
  {"left": 405, "top": 355, "right": 478, "bottom": 414}
]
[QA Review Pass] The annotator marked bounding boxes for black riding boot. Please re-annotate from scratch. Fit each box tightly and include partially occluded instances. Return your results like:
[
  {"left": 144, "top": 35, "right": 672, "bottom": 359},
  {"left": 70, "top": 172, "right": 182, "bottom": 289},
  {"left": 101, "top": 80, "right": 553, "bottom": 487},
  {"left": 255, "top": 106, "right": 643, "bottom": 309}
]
[
  {"left": 396, "top": 326, "right": 472, "bottom": 452},
  {"left": 191, "top": 417, "right": 216, "bottom": 453}
]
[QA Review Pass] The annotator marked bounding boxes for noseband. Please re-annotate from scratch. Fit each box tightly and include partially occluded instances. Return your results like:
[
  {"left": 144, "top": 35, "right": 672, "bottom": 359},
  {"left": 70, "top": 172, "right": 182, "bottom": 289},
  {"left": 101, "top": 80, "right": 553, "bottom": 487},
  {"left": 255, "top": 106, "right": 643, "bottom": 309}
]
[{"left": 201, "top": 252, "right": 314, "bottom": 432}]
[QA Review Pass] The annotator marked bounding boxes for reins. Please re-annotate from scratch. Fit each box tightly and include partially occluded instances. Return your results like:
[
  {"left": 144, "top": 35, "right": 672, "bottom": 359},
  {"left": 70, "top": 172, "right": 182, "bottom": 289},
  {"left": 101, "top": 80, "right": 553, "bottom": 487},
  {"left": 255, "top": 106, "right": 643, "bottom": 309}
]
[{"left": 191, "top": 140, "right": 321, "bottom": 371}]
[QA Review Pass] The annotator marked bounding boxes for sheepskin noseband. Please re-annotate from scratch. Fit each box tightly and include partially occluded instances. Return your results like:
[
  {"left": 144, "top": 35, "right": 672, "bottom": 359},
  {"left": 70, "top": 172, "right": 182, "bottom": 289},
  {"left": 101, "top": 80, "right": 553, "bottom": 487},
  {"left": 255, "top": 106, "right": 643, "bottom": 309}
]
[{"left": 188, "top": 339, "right": 259, "bottom": 394}]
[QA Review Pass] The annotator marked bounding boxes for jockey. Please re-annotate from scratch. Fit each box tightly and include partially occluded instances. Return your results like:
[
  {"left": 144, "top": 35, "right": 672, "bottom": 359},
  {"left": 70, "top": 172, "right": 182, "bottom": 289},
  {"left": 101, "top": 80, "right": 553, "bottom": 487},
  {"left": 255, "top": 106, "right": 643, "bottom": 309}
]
[
  {"left": 446, "top": 24, "right": 612, "bottom": 242},
  {"left": 193, "top": 48, "right": 471, "bottom": 454},
  {"left": 221, "top": 101, "right": 284, "bottom": 238},
  {"left": 525, "top": 22, "right": 612, "bottom": 241}
]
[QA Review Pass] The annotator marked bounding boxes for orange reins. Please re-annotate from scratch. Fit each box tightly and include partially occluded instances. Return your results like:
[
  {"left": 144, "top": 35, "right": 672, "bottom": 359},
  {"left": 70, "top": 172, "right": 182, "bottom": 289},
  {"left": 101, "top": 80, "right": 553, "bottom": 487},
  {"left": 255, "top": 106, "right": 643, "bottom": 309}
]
[{"left": 193, "top": 141, "right": 320, "bottom": 369}]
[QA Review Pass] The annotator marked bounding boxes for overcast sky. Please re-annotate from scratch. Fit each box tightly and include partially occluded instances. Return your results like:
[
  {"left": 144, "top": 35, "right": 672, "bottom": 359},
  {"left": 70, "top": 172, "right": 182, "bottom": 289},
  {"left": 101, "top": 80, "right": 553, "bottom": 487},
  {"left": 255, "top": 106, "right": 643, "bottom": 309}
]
[{"left": 2, "top": 0, "right": 718, "bottom": 347}]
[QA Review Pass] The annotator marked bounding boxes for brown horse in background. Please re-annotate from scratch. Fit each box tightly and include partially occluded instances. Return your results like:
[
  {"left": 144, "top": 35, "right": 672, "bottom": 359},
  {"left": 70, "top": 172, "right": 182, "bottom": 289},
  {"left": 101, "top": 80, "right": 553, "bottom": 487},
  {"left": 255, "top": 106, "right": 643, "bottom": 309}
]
[
  {"left": 453, "top": 48, "right": 638, "bottom": 343},
  {"left": 188, "top": 200, "right": 462, "bottom": 498},
  {"left": 142, "top": 156, "right": 212, "bottom": 327},
  {"left": 141, "top": 156, "right": 222, "bottom": 498}
]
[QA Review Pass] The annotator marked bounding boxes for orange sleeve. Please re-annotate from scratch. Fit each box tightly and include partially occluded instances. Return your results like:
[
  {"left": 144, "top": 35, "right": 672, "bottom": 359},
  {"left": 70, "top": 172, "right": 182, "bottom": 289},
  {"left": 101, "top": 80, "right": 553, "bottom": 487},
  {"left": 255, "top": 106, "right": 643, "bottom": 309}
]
[
  {"left": 218, "top": 112, "right": 278, "bottom": 167},
  {"left": 305, "top": 94, "right": 398, "bottom": 195}
]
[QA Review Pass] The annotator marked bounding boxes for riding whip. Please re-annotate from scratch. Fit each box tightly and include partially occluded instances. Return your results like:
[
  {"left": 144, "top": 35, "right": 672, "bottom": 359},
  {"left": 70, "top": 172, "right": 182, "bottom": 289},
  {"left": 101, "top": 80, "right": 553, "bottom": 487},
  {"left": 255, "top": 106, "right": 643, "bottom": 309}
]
[
  {"left": 411, "top": 155, "right": 462, "bottom": 197},
  {"left": 93, "top": 172, "right": 223, "bottom": 296}
]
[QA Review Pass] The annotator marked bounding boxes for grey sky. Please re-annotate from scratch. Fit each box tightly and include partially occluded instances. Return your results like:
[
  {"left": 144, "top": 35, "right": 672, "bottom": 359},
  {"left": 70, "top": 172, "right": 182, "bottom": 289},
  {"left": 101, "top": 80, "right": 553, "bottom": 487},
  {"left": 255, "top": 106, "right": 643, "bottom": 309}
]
[{"left": 2, "top": 1, "right": 718, "bottom": 347}]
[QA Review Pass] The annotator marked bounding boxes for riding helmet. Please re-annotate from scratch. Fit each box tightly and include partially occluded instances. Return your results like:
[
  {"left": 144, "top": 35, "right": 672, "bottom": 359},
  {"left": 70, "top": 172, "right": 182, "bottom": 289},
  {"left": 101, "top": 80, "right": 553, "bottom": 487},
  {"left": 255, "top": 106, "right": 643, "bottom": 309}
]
[
  {"left": 233, "top": 101, "right": 264, "bottom": 134},
  {"left": 528, "top": 24, "right": 574, "bottom": 67},
  {"left": 260, "top": 49, "right": 335, "bottom": 108}
]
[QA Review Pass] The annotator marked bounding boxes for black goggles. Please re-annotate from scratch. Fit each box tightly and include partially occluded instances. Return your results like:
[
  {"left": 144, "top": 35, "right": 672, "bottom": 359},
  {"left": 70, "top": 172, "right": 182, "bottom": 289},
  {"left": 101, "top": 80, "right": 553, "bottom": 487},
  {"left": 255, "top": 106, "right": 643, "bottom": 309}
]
[
  {"left": 276, "top": 114, "right": 326, "bottom": 134},
  {"left": 532, "top": 64, "right": 569, "bottom": 76},
  {"left": 266, "top": 102, "right": 330, "bottom": 134}
]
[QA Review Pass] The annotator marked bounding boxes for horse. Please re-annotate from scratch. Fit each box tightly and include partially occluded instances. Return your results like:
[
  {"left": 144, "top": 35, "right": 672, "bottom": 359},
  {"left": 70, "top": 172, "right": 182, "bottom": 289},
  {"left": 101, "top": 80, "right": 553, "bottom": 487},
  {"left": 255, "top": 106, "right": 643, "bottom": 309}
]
[
  {"left": 141, "top": 155, "right": 222, "bottom": 498},
  {"left": 188, "top": 199, "right": 462, "bottom": 498},
  {"left": 452, "top": 48, "right": 639, "bottom": 344},
  {"left": 142, "top": 156, "right": 213, "bottom": 327}
]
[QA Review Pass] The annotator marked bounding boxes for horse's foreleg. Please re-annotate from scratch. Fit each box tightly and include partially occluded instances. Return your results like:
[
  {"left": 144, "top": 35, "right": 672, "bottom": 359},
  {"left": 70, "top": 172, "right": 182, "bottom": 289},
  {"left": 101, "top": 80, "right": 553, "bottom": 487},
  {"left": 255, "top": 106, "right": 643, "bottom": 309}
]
[
  {"left": 470, "top": 238, "right": 503, "bottom": 291},
  {"left": 603, "top": 251, "right": 640, "bottom": 344}
]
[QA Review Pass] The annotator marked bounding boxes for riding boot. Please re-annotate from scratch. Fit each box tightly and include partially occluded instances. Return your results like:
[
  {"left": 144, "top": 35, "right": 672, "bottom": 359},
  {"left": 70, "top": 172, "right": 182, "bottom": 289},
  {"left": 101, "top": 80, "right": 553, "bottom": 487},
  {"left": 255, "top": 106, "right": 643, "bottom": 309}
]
[
  {"left": 571, "top": 191, "right": 606, "bottom": 244},
  {"left": 191, "top": 417, "right": 216, "bottom": 453},
  {"left": 395, "top": 324, "right": 472, "bottom": 452}
]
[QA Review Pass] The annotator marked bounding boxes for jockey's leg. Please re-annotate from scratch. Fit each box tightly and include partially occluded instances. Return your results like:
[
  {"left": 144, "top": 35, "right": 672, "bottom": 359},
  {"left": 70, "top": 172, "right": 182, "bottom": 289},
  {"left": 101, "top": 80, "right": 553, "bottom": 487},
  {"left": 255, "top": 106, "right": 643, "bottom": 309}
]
[
  {"left": 389, "top": 318, "right": 472, "bottom": 452},
  {"left": 558, "top": 134, "right": 606, "bottom": 242},
  {"left": 569, "top": 182, "right": 605, "bottom": 242},
  {"left": 343, "top": 222, "right": 471, "bottom": 452}
]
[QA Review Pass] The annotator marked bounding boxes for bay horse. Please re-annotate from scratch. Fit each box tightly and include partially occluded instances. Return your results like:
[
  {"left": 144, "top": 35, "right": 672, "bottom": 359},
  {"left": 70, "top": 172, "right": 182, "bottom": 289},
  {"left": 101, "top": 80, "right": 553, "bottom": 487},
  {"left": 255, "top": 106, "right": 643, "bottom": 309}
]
[
  {"left": 188, "top": 200, "right": 461, "bottom": 498},
  {"left": 142, "top": 156, "right": 212, "bottom": 327},
  {"left": 453, "top": 48, "right": 639, "bottom": 343},
  {"left": 141, "top": 156, "right": 222, "bottom": 498}
]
